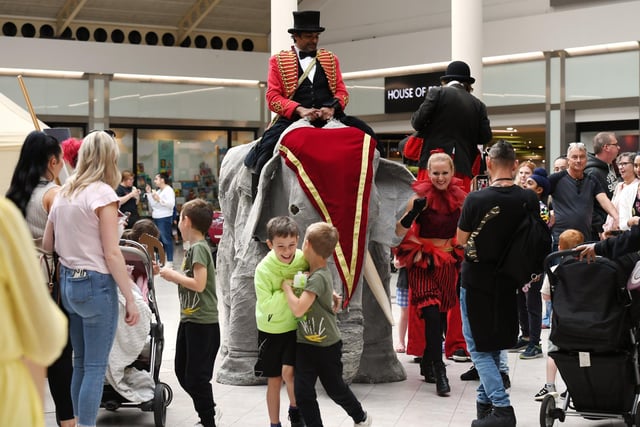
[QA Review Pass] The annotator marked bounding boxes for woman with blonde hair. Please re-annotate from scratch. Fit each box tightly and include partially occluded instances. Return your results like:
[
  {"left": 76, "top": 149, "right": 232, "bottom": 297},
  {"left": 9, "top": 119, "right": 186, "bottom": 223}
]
[
  {"left": 43, "top": 130, "right": 140, "bottom": 427},
  {"left": 395, "top": 151, "right": 467, "bottom": 396}
]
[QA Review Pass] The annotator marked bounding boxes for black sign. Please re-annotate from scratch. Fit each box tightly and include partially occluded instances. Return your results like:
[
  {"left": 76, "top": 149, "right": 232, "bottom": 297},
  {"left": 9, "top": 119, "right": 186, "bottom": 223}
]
[{"left": 384, "top": 72, "right": 442, "bottom": 114}]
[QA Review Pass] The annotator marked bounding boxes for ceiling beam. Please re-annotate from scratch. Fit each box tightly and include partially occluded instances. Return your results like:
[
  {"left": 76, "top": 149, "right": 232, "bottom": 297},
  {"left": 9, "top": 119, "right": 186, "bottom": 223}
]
[
  {"left": 177, "top": 0, "right": 223, "bottom": 44},
  {"left": 56, "top": 0, "right": 89, "bottom": 35}
]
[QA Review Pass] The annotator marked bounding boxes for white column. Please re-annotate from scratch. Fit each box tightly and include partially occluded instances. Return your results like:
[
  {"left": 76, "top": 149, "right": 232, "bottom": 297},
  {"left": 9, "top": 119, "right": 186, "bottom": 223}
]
[
  {"left": 451, "top": 0, "right": 484, "bottom": 100},
  {"left": 270, "top": 0, "right": 297, "bottom": 55}
]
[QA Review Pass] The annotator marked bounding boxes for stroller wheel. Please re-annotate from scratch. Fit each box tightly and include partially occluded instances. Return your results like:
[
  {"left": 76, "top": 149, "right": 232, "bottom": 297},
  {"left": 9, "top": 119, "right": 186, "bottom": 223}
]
[
  {"left": 153, "top": 382, "right": 172, "bottom": 427},
  {"left": 540, "top": 394, "right": 558, "bottom": 427}
]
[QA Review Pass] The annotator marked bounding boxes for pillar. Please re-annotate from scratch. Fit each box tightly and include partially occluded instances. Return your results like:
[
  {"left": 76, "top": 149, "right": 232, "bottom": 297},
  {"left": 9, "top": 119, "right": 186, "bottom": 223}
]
[{"left": 451, "top": 0, "right": 484, "bottom": 100}]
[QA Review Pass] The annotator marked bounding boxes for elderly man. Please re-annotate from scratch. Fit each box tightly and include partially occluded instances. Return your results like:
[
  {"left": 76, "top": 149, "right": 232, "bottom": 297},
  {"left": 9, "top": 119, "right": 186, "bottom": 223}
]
[
  {"left": 584, "top": 132, "right": 620, "bottom": 239},
  {"left": 244, "top": 10, "right": 377, "bottom": 181},
  {"left": 549, "top": 142, "right": 619, "bottom": 247}
]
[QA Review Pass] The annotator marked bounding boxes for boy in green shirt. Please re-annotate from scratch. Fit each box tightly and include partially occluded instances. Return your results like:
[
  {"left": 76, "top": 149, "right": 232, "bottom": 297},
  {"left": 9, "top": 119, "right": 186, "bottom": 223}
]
[
  {"left": 282, "top": 222, "right": 372, "bottom": 426},
  {"left": 159, "top": 198, "right": 219, "bottom": 427},
  {"left": 254, "top": 216, "right": 308, "bottom": 427}
]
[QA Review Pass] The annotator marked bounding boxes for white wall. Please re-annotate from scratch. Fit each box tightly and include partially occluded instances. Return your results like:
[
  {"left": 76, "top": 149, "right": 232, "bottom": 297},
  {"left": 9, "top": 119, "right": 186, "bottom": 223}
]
[{"left": 2, "top": 1, "right": 639, "bottom": 80}]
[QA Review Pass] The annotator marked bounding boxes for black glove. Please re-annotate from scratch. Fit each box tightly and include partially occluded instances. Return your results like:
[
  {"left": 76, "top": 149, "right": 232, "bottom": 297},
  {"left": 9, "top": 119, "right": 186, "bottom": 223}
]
[{"left": 400, "top": 197, "right": 427, "bottom": 228}]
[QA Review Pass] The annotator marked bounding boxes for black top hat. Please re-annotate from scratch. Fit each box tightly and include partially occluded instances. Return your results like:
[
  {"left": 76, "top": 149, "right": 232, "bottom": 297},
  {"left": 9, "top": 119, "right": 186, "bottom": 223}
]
[
  {"left": 441, "top": 60, "right": 476, "bottom": 84},
  {"left": 288, "top": 11, "right": 325, "bottom": 34}
]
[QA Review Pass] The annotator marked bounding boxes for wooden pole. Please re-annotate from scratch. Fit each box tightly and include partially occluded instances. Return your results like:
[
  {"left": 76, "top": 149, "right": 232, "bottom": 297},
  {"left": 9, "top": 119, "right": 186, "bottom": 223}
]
[{"left": 17, "top": 75, "right": 41, "bottom": 131}]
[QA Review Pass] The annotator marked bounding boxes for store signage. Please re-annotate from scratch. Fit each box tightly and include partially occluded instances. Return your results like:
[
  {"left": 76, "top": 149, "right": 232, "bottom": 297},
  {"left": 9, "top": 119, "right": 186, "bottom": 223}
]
[{"left": 384, "top": 72, "right": 442, "bottom": 114}]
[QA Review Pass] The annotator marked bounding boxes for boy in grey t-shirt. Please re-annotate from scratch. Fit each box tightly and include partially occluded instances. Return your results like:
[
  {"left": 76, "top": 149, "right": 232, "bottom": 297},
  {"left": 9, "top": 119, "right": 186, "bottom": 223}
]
[{"left": 282, "top": 222, "right": 372, "bottom": 426}]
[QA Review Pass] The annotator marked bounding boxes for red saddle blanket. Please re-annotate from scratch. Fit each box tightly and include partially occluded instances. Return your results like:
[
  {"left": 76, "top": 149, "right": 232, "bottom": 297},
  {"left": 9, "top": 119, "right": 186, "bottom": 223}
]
[{"left": 279, "top": 126, "right": 376, "bottom": 306}]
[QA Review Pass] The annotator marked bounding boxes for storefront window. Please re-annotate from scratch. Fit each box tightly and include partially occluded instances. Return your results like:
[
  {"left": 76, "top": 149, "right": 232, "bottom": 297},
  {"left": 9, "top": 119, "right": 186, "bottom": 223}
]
[{"left": 137, "top": 129, "right": 228, "bottom": 213}]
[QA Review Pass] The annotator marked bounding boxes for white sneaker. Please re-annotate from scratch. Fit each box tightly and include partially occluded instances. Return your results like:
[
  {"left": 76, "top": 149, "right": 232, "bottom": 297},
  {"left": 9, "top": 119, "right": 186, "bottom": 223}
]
[
  {"left": 164, "top": 261, "right": 173, "bottom": 269},
  {"left": 354, "top": 412, "right": 372, "bottom": 426}
]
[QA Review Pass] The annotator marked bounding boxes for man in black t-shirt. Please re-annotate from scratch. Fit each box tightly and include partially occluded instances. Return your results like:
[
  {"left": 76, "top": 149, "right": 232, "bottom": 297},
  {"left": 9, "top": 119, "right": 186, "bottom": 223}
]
[
  {"left": 116, "top": 170, "right": 141, "bottom": 229},
  {"left": 457, "top": 140, "right": 537, "bottom": 427}
]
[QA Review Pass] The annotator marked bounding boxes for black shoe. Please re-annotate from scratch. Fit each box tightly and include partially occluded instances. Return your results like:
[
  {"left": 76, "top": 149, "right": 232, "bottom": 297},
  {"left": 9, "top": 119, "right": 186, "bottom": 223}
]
[
  {"left": 289, "top": 406, "right": 305, "bottom": 427},
  {"left": 476, "top": 401, "right": 492, "bottom": 420},
  {"left": 501, "top": 372, "right": 511, "bottom": 390},
  {"left": 433, "top": 361, "right": 450, "bottom": 396},
  {"left": 452, "top": 348, "right": 471, "bottom": 362},
  {"left": 471, "top": 405, "right": 516, "bottom": 427},
  {"left": 460, "top": 365, "right": 479, "bottom": 381},
  {"left": 420, "top": 360, "right": 436, "bottom": 383}
]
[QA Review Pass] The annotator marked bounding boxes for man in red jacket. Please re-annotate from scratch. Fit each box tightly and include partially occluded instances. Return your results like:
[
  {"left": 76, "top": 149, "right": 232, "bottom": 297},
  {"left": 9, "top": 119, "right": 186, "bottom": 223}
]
[{"left": 244, "top": 10, "right": 377, "bottom": 179}]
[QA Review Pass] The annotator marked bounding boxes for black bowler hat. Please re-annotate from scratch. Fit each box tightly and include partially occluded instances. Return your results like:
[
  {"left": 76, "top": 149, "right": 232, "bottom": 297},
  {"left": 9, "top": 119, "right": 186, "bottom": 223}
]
[
  {"left": 288, "top": 11, "right": 325, "bottom": 34},
  {"left": 441, "top": 60, "right": 476, "bottom": 84}
]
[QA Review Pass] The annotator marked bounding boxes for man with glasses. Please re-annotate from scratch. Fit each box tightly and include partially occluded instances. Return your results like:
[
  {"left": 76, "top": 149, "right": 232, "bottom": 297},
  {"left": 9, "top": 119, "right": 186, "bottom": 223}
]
[
  {"left": 584, "top": 132, "right": 620, "bottom": 239},
  {"left": 244, "top": 10, "right": 377, "bottom": 187},
  {"left": 549, "top": 142, "right": 619, "bottom": 246}
]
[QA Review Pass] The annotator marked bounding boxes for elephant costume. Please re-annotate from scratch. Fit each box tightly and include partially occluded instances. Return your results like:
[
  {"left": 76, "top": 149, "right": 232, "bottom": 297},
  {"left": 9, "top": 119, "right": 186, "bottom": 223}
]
[{"left": 216, "top": 120, "right": 415, "bottom": 385}]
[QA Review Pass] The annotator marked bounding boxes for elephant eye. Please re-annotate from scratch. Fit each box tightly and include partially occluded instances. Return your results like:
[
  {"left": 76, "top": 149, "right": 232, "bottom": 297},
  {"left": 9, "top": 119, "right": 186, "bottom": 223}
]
[{"left": 290, "top": 204, "right": 300, "bottom": 215}]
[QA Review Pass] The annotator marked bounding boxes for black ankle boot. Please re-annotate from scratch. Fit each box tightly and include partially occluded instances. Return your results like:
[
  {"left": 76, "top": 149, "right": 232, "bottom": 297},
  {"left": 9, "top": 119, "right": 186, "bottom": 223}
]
[
  {"left": 420, "top": 360, "right": 436, "bottom": 383},
  {"left": 471, "top": 405, "right": 516, "bottom": 427},
  {"left": 476, "top": 401, "right": 492, "bottom": 419},
  {"left": 433, "top": 361, "right": 450, "bottom": 396}
]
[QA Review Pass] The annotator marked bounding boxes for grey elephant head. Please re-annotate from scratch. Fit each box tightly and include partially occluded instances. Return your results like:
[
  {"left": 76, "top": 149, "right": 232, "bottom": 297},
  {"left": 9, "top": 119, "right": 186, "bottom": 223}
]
[{"left": 216, "top": 121, "right": 415, "bottom": 385}]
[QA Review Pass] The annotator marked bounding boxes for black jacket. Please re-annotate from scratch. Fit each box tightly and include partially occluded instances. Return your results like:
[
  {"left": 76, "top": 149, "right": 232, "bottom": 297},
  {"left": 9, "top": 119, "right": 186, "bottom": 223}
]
[
  {"left": 584, "top": 153, "right": 618, "bottom": 234},
  {"left": 411, "top": 84, "right": 492, "bottom": 178}
]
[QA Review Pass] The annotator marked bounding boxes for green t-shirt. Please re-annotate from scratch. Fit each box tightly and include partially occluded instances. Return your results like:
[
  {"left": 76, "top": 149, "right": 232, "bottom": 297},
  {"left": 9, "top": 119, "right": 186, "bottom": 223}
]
[
  {"left": 296, "top": 267, "right": 341, "bottom": 347},
  {"left": 179, "top": 240, "right": 218, "bottom": 324}
]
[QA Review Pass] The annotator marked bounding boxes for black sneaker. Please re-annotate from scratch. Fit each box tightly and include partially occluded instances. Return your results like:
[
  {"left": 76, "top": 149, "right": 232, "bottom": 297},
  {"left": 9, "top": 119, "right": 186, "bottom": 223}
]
[
  {"left": 289, "top": 406, "right": 305, "bottom": 427},
  {"left": 461, "top": 365, "right": 479, "bottom": 381},
  {"left": 508, "top": 337, "right": 530, "bottom": 353},
  {"left": 452, "top": 348, "right": 471, "bottom": 362}
]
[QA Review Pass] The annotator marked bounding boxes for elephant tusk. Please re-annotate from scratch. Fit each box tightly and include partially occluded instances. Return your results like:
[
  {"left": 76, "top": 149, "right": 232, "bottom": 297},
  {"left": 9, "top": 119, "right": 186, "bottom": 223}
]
[{"left": 363, "top": 251, "right": 395, "bottom": 326}]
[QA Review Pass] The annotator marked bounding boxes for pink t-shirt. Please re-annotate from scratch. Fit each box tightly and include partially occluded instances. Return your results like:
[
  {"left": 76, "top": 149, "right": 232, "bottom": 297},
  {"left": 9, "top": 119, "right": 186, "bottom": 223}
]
[{"left": 49, "top": 181, "right": 118, "bottom": 274}]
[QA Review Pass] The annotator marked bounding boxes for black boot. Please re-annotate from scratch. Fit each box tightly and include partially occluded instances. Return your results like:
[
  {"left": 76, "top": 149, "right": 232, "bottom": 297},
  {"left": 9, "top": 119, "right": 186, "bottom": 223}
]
[
  {"left": 433, "top": 361, "right": 450, "bottom": 396},
  {"left": 420, "top": 360, "right": 436, "bottom": 383},
  {"left": 471, "top": 405, "right": 516, "bottom": 427},
  {"left": 476, "top": 401, "right": 492, "bottom": 420}
]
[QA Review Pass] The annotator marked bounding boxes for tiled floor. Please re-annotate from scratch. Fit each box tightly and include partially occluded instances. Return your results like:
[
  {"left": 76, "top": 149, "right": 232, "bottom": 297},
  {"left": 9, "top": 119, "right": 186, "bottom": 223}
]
[{"left": 44, "top": 255, "right": 630, "bottom": 426}]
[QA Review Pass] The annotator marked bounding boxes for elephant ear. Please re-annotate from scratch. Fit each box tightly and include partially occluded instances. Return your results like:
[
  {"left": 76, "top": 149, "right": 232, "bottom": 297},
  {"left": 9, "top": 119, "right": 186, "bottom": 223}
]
[{"left": 370, "top": 158, "right": 415, "bottom": 247}]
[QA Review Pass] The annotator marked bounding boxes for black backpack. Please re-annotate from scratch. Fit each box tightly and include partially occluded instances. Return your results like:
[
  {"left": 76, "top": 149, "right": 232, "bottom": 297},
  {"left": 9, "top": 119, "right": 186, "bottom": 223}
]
[{"left": 497, "top": 198, "right": 552, "bottom": 287}]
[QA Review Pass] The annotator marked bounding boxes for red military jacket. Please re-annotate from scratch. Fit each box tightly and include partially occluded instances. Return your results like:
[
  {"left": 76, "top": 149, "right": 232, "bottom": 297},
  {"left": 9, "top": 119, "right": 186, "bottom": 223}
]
[{"left": 266, "top": 47, "right": 349, "bottom": 119}]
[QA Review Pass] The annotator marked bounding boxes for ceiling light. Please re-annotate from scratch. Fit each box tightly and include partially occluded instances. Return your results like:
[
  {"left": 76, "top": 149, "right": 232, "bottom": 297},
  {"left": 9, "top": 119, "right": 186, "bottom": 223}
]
[
  {"left": 0, "top": 68, "right": 84, "bottom": 78},
  {"left": 113, "top": 73, "right": 261, "bottom": 88}
]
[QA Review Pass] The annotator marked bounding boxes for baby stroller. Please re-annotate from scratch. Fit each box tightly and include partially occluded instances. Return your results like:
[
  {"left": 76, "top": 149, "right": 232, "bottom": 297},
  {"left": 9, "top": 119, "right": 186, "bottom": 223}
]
[
  {"left": 539, "top": 249, "right": 640, "bottom": 427},
  {"left": 100, "top": 239, "right": 173, "bottom": 427}
]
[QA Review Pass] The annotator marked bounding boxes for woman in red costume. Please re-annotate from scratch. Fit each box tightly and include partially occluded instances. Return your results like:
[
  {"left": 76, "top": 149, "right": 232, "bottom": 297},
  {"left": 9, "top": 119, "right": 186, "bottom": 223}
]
[{"left": 395, "top": 152, "right": 466, "bottom": 396}]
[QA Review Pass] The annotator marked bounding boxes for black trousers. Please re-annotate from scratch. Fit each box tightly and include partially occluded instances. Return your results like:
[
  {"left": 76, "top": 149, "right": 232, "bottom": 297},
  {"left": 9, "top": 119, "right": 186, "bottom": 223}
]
[
  {"left": 295, "top": 341, "right": 366, "bottom": 427},
  {"left": 48, "top": 286, "right": 74, "bottom": 423},
  {"left": 516, "top": 280, "right": 542, "bottom": 345},
  {"left": 175, "top": 322, "right": 220, "bottom": 427},
  {"left": 421, "top": 305, "right": 445, "bottom": 364}
]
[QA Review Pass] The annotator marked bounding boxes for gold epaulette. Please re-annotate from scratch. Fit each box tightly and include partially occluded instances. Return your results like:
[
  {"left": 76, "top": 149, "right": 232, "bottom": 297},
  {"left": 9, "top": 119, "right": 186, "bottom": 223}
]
[
  {"left": 317, "top": 49, "right": 337, "bottom": 93},
  {"left": 275, "top": 50, "right": 299, "bottom": 98}
]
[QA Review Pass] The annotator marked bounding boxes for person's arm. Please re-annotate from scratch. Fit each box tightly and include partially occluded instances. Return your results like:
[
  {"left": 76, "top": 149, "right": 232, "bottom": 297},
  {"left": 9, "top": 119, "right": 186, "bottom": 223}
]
[
  {"left": 410, "top": 86, "right": 440, "bottom": 132},
  {"left": 478, "top": 103, "right": 492, "bottom": 144},
  {"left": 395, "top": 196, "right": 426, "bottom": 237},
  {"left": 457, "top": 228, "right": 471, "bottom": 246},
  {"left": 98, "top": 201, "right": 139, "bottom": 326},
  {"left": 330, "top": 53, "right": 349, "bottom": 112},
  {"left": 117, "top": 187, "right": 140, "bottom": 207},
  {"left": 596, "top": 192, "right": 619, "bottom": 230},
  {"left": 42, "top": 219, "right": 55, "bottom": 252},
  {"left": 282, "top": 281, "right": 317, "bottom": 318},
  {"left": 42, "top": 185, "right": 60, "bottom": 214},
  {"left": 159, "top": 263, "right": 207, "bottom": 292},
  {"left": 266, "top": 53, "right": 301, "bottom": 119}
]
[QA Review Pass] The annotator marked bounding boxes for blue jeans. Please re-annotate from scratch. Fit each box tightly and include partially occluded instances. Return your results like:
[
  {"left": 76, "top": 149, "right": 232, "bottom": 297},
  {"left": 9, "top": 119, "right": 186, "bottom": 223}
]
[
  {"left": 154, "top": 216, "right": 174, "bottom": 262},
  {"left": 60, "top": 265, "right": 118, "bottom": 426},
  {"left": 460, "top": 287, "right": 510, "bottom": 407},
  {"left": 542, "top": 300, "right": 553, "bottom": 327}
]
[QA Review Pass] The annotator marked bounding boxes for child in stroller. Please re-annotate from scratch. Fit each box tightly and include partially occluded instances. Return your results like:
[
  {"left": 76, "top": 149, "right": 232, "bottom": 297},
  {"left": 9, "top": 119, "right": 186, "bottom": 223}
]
[
  {"left": 100, "top": 219, "right": 173, "bottom": 427},
  {"left": 539, "top": 230, "right": 640, "bottom": 427}
]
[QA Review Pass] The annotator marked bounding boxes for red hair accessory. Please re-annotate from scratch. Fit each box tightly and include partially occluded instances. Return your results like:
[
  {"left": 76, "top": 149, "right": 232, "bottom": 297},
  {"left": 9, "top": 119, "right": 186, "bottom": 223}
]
[
  {"left": 61, "top": 137, "right": 83, "bottom": 168},
  {"left": 430, "top": 148, "right": 445, "bottom": 155}
]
